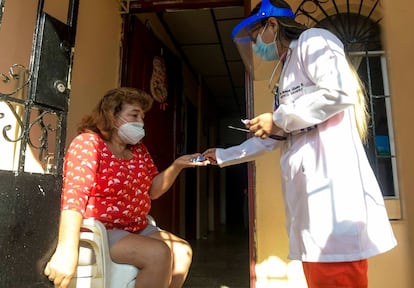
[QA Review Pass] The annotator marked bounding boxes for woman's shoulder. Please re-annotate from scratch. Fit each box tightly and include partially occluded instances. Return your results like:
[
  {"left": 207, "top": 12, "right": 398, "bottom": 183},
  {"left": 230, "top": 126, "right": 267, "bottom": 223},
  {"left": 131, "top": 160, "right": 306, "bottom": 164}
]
[
  {"left": 73, "top": 132, "right": 101, "bottom": 142},
  {"left": 70, "top": 132, "right": 104, "bottom": 148},
  {"left": 296, "top": 28, "right": 344, "bottom": 55},
  {"left": 300, "top": 27, "right": 336, "bottom": 37},
  {"left": 299, "top": 28, "right": 342, "bottom": 45}
]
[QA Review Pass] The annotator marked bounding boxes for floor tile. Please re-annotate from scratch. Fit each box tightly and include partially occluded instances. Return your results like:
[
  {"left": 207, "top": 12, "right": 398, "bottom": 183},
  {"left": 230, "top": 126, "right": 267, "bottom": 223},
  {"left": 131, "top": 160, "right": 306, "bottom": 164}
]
[{"left": 184, "top": 225, "right": 250, "bottom": 288}]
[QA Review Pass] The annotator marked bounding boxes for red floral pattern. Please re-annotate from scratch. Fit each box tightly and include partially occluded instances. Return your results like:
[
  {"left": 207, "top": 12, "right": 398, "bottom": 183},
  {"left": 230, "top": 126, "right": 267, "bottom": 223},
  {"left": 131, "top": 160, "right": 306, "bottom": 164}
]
[{"left": 61, "top": 133, "right": 159, "bottom": 232}]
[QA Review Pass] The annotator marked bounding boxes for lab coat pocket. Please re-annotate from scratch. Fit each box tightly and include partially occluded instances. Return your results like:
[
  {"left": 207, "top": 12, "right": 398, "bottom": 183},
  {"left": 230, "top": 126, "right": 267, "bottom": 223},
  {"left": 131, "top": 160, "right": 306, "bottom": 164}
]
[{"left": 306, "top": 176, "right": 336, "bottom": 247}]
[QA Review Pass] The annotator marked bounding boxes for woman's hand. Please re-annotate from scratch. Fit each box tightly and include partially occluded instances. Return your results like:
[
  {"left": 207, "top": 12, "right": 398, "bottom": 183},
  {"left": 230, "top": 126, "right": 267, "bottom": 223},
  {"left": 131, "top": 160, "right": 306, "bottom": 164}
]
[
  {"left": 150, "top": 153, "right": 209, "bottom": 199},
  {"left": 173, "top": 153, "right": 210, "bottom": 168},
  {"left": 203, "top": 148, "right": 217, "bottom": 165},
  {"left": 44, "top": 245, "right": 79, "bottom": 288},
  {"left": 44, "top": 210, "right": 82, "bottom": 288},
  {"left": 247, "top": 113, "right": 282, "bottom": 139}
]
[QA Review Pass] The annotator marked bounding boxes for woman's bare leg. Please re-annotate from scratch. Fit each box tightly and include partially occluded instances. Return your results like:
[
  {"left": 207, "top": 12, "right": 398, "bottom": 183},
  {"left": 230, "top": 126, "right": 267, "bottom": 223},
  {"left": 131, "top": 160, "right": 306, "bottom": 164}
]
[
  {"left": 110, "top": 234, "right": 172, "bottom": 288},
  {"left": 149, "top": 231, "right": 193, "bottom": 288}
]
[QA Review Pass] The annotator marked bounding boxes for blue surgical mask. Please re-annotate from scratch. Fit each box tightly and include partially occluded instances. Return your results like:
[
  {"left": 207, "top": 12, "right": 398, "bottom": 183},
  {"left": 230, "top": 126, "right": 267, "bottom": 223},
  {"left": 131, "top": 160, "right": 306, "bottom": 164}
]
[{"left": 253, "top": 27, "right": 279, "bottom": 61}]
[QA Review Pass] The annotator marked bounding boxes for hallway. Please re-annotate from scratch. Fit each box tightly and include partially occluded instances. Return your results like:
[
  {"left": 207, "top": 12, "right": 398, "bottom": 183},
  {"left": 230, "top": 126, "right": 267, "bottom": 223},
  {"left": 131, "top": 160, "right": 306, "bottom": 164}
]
[{"left": 184, "top": 225, "right": 250, "bottom": 288}]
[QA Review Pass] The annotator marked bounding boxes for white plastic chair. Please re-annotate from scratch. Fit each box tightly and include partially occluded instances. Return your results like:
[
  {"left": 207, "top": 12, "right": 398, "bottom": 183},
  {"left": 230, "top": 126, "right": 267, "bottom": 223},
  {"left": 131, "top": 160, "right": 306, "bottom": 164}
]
[{"left": 68, "top": 216, "right": 156, "bottom": 288}]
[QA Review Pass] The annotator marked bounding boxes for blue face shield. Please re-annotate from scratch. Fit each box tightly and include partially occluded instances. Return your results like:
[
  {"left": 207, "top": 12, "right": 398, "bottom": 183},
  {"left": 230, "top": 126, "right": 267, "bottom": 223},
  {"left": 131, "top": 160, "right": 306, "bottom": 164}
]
[{"left": 231, "top": 0, "right": 294, "bottom": 79}]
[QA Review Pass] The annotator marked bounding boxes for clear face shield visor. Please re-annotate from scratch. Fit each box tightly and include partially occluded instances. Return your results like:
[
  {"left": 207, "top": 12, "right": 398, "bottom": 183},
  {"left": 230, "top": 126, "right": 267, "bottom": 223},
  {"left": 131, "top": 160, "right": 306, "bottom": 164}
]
[{"left": 231, "top": 0, "right": 294, "bottom": 80}]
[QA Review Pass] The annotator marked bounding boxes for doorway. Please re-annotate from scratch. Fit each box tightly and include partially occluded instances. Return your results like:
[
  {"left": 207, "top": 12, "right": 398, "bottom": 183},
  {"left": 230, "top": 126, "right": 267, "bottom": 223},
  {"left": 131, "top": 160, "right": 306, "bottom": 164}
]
[{"left": 119, "top": 2, "right": 251, "bottom": 287}]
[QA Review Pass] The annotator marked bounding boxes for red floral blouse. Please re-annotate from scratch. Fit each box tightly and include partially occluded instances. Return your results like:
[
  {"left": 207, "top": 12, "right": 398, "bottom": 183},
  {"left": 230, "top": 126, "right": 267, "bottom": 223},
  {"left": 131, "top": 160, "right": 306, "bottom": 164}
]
[{"left": 61, "top": 132, "right": 159, "bottom": 232}]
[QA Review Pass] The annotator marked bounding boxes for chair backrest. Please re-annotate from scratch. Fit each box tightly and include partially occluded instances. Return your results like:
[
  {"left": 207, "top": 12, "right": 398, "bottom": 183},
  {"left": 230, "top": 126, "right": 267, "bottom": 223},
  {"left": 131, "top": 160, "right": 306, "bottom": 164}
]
[{"left": 68, "top": 218, "right": 112, "bottom": 288}]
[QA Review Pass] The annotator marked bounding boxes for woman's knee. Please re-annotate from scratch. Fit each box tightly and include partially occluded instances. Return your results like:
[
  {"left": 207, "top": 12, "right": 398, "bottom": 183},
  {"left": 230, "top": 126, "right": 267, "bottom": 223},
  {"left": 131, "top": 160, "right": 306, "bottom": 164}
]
[
  {"left": 172, "top": 240, "right": 192, "bottom": 270},
  {"left": 152, "top": 240, "right": 172, "bottom": 265},
  {"left": 181, "top": 240, "right": 192, "bottom": 260},
  {"left": 110, "top": 236, "right": 171, "bottom": 269}
]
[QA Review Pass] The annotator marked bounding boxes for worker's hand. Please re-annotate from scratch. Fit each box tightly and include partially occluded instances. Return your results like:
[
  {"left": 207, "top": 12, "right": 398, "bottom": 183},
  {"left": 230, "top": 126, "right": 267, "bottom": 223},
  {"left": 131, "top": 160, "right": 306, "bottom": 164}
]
[
  {"left": 44, "top": 246, "right": 78, "bottom": 288},
  {"left": 203, "top": 148, "right": 217, "bottom": 165},
  {"left": 247, "top": 113, "right": 282, "bottom": 139}
]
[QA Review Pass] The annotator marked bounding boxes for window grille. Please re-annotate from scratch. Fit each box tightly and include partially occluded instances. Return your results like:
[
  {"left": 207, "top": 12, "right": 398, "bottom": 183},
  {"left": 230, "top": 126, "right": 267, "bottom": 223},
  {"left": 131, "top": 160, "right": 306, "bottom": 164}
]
[{"left": 295, "top": 0, "right": 398, "bottom": 199}]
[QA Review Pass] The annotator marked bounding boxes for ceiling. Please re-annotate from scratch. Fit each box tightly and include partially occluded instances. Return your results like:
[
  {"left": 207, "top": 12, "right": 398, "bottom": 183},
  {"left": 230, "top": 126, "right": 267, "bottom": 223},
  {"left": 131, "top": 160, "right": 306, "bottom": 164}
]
[
  {"left": 126, "top": 0, "right": 248, "bottom": 119},
  {"left": 121, "top": 0, "right": 383, "bottom": 120}
]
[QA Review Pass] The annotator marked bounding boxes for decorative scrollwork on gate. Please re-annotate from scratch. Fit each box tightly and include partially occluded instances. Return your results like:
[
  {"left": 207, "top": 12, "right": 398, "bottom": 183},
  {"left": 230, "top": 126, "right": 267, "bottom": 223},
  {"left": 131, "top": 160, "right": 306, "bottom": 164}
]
[
  {"left": 0, "top": 64, "right": 31, "bottom": 96},
  {"left": 0, "top": 64, "right": 31, "bottom": 145},
  {"left": 0, "top": 101, "right": 25, "bottom": 142},
  {"left": 0, "top": 63, "right": 63, "bottom": 174},
  {"left": 28, "top": 109, "right": 60, "bottom": 167}
]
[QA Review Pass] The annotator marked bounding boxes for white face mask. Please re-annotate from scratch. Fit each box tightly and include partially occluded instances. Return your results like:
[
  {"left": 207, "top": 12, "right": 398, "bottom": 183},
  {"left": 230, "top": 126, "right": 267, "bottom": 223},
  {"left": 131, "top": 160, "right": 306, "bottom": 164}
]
[{"left": 117, "top": 121, "right": 145, "bottom": 145}]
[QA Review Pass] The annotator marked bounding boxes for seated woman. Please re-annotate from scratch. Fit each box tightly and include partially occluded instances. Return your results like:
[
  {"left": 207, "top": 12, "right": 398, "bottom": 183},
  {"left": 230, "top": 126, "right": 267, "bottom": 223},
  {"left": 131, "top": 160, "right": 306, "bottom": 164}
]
[{"left": 44, "top": 87, "right": 208, "bottom": 288}]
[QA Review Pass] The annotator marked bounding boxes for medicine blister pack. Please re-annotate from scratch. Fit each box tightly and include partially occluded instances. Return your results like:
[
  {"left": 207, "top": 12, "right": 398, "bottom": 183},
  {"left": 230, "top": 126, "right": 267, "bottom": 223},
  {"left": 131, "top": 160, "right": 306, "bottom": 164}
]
[{"left": 189, "top": 155, "right": 207, "bottom": 163}]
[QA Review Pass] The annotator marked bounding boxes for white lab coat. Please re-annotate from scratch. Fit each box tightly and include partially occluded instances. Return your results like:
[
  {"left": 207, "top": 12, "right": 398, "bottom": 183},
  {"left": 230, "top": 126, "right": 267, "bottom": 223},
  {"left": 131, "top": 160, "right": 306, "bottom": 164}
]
[{"left": 216, "top": 28, "right": 397, "bottom": 262}]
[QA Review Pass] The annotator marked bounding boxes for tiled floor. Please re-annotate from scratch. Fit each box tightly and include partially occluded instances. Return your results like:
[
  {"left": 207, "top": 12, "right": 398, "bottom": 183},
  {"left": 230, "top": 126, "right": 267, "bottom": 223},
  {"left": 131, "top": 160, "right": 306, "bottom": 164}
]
[{"left": 184, "top": 225, "right": 250, "bottom": 288}]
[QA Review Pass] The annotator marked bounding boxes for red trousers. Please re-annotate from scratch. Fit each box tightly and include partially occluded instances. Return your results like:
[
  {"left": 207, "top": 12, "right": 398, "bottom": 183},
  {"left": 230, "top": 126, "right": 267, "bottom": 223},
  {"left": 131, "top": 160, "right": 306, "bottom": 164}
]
[{"left": 302, "top": 260, "right": 368, "bottom": 288}]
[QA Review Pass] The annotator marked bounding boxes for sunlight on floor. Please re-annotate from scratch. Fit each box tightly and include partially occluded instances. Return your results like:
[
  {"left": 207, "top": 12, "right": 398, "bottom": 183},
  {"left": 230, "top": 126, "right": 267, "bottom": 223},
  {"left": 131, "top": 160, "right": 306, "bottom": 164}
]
[{"left": 255, "top": 256, "right": 307, "bottom": 287}]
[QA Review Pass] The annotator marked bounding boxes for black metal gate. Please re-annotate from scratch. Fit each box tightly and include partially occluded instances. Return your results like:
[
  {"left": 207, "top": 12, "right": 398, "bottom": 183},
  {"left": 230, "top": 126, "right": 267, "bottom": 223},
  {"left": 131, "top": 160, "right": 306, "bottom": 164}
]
[{"left": 0, "top": 0, "right": 78, "bottom": 287}]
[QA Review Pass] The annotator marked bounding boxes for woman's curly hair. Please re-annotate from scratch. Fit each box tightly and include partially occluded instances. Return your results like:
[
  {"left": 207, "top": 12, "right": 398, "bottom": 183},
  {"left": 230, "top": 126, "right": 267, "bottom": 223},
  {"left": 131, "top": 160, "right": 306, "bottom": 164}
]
[{"left": 77, "top": 87, "right": 153, "bottom": 140}]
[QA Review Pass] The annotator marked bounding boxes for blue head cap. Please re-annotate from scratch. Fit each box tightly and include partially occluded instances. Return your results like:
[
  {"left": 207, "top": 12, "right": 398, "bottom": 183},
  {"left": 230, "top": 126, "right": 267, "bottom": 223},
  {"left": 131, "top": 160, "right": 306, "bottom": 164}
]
[{"left": 231, "top": 0, "right": 295, "bottom": 40}]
